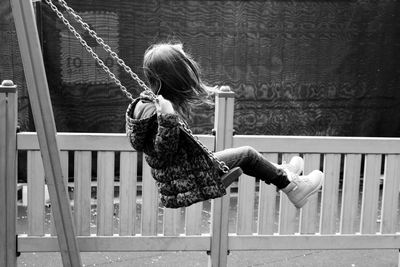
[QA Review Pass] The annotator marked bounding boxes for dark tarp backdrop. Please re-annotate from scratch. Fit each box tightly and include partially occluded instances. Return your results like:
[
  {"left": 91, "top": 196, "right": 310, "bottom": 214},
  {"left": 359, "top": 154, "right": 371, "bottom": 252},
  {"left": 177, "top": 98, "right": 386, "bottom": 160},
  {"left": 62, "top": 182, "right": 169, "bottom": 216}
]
[{"left": 1, "top": 0, "right": 400, "bottom": 136}]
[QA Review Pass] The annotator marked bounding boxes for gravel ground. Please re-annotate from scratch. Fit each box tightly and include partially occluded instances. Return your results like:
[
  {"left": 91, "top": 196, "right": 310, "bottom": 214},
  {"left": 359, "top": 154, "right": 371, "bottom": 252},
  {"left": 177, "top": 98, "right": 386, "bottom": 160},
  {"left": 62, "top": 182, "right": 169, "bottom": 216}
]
[{"left": 17, "top": 249, "right": 398, "bottom": 267}]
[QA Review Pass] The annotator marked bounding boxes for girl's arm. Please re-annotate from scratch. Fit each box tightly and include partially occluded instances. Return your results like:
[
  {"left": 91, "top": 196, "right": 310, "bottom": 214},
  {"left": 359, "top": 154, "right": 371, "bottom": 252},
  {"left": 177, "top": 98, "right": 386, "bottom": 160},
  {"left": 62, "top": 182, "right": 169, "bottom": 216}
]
[
  {"left": 154, "top": 95, "right": 180, "bottom": 157},
  {"left": 154, "top": 113, "right": 180, "bottom": 156}
]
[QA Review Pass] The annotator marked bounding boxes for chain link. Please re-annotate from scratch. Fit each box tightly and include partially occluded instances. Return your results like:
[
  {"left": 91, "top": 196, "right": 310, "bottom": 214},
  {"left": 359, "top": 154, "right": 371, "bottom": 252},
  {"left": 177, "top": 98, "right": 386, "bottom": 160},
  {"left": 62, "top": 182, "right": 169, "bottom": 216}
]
[
  {"left": 179, "top": 122, "right": 230, "bottom": 173},
  {"left": 44, "top": 0, "right": 136, "bottom": 101},
  {"left": 55, "top": 0, "right": 155, "bottom": 97},
  {"left": 43, "top": 0, "right": 229, "bottom": 173}
]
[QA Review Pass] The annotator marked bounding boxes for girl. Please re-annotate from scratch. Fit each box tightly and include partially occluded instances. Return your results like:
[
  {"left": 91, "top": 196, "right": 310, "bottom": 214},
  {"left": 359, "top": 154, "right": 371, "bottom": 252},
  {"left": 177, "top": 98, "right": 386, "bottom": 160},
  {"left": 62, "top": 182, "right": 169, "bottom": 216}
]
[{"left": 126, "top": 42, "right": 323, "bottom": 209}]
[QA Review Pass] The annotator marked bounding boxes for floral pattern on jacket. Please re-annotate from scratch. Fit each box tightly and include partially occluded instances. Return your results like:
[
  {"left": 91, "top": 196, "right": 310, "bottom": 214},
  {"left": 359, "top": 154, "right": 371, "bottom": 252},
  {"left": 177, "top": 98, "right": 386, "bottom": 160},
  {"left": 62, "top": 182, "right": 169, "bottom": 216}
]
[{"left": 125, "top": 93, "right": 226, "bottom": 208}]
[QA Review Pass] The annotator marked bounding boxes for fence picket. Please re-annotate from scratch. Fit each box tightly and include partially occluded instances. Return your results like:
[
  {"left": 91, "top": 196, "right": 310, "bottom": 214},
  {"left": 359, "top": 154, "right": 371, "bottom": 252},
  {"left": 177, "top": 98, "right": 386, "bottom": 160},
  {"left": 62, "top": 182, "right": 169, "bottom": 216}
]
[
  {"left": 164, "top": 208, "right": 180, "bottom": 236},
  {"left": 257, "top": 153, "right": 278, "bottom": 235},
  {"left": 141, "top": 160, "right": 158, "bottom": 236},
  {"left": 237, "top": 174, "right": 255, "bottom": 235},
  {"left": 74, "top": 151, "right": 92, "bottom": 236},
  {"left": 340, "top": 154, "right": 362, "bottom": 234},
  {"left": 299, "top": 153, "right": 321, "bottom": 234},
  {"left": 97, "top": 151, "right": 115, "bottom": 236},
  {"left": 119, "top": 152, "right": 137, "bottom": 236},
  {"left": 320, "top": 154, "right": 341, "bottom": 234},
  {"left": 185, "top": 202, "right": 203, "bottom": 235},
  {"left": 278, "top": 154, "right": 299, "bottom": 234},
  {"left": 360, "top": 154, "right": 382, "bottom": 234},
  {"left": 51, "top": 151, "right": 69, "bottom": 236},
  {"left": 380, "top": 155, "right": 400, "bottom": 233},
  {"left": 27, "top": 151, "right": 45, "bottom": 236}
]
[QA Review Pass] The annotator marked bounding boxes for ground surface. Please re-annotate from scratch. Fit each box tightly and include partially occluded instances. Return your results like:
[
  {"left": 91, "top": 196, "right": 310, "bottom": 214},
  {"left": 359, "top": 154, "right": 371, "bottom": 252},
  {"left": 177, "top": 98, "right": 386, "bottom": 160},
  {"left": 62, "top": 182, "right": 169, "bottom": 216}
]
[{"left": 17, "top": 249, "right": 398, "bottom": 266}]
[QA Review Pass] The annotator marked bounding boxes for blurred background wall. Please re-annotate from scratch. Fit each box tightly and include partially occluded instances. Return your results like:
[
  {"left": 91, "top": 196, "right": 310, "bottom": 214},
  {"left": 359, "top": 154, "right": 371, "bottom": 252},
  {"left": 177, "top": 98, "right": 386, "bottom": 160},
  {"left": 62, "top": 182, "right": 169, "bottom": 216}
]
[{"left": 1, "top": 0, "right": 400, "bottom": 136}]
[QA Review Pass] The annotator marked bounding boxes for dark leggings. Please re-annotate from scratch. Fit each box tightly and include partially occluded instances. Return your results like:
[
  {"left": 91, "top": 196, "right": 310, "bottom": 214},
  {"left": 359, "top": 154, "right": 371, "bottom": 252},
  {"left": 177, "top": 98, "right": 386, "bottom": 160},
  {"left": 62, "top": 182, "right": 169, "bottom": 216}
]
[{"left": 214, "top": 146, "right": 290, "bottom": 189}]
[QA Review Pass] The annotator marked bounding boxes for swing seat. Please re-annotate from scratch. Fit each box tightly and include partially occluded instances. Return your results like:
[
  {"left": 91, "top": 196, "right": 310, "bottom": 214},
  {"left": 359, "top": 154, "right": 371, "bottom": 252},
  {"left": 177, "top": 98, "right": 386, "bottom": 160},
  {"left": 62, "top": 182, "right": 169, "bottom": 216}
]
[{"left": 221, "top": 167, "right": 243, "bottom": 188}]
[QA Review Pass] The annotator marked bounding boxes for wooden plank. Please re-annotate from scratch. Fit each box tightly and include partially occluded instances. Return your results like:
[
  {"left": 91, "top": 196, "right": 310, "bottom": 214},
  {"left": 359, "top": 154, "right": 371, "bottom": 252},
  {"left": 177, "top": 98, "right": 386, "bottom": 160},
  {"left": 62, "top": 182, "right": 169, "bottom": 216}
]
[
  {"left": 74, "top": 151, "right": 92, "bottom": 236},
  {"left": 19, "top": 132, "right": 400, "bottom": 154},
  {"left": 60, "top": 151, "right": 69, "bottom": 190},
  {"left": 209, "top": 88, "right": 234, "bottom": 267},
  {"left": 27, "top": 151, "right": 45, "bottom": 236},
  {"left": 51, "top": 151, "right": 69, "bottom": 235},
  {"left": 340, "top": 154, "right": 362, "bottom": 234},
  {"left": 163, "top": 208, "right": 180, "bottom": 236},
  {"left": 141, "top": 160, "right": 158, "bottom": 236},
  {"left": 0, "top": 82, "right": 18, "bottom": 267},
  {"left": 224, "top": 93, "right": 235, "bottom": 148},
  {"left": 119, "top": 152, "right": 137, "bottom": 236},
  {"left": 19, "top": 133, "right": 400, "bottom": 155},
  {"left": 278, "top": 154, "right": 299, "bottom": 234},
  {"left": 18, "top": 132, "right": 215, "bottom": 152},
  {"left": 236, "top": 174, "right": 255, "bottom": 235},
  {"left": 185, "top": 202, "right": 203, "bottom": 235},
  {"left": 17, "top": 234, "right": 400, "bottom": 252},
  {"left": 18, "top": 235, "right": 211, "bottom": 252},
  {"left": 0, "top": 91, "right": 8, "bottom": 266},
  {"left": 319, "top": 154, "right": 341, "bottom": 234},
  {"left": 50, "top": 151, "right": 68, "bottom": 235},
  {"left": 0, "top": 86, "right": 17, "bottom": 93},
  {"left": 360, "top": 154, "right": 381, "bottom": 234},
  {"left": 97, "top": 151, "right": 115, "bottom": 236},
  {"left": 227, "top": 235, "right": 400, "bottom": 250},
  {"left": 11, "top": 0, "right": 81, "bottom": 264},
  {"left": 299, "top": 153, "right": 321, "bottom": 234},
  {"left": 6, "top": 85, "right": 17, "bottom": 267},
  {"left": 257, "top": 153, "right": 278, "bottom": 235},
  {"left": 381, "top": 155, "right": 400, "bottom": 234},
  {"left": 233, "top": 135, "right": 400, "bottom": 154}
]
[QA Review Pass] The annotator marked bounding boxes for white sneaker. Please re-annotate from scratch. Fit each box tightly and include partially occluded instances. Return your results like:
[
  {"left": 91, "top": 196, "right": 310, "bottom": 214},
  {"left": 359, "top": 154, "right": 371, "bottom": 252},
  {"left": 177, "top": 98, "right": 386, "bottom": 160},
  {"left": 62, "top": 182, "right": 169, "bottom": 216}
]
[
  {"left": 276, "top": 156, "right": 304, "bottom": 176},
  {"left": 282, "top": 170, "right": 324, "bottom": 209}
]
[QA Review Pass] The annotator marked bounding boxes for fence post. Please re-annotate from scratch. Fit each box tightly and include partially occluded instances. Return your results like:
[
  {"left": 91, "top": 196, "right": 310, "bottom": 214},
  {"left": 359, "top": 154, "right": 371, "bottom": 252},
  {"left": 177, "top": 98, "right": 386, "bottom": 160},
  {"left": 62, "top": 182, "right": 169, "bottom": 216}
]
[
  {"left": 0, "top": 80, "right": 18, "bottom": 267},
  {"left": 208, "top": 86, "right": 236, "bottom": 267}
]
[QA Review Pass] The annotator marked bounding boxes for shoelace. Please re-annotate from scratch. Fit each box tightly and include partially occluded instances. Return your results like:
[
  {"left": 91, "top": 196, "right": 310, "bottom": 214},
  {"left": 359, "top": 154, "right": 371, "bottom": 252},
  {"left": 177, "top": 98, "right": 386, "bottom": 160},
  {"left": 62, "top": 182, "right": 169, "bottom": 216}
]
[{"left": 292, "top": 174, "right": 313, "bottom": 186}]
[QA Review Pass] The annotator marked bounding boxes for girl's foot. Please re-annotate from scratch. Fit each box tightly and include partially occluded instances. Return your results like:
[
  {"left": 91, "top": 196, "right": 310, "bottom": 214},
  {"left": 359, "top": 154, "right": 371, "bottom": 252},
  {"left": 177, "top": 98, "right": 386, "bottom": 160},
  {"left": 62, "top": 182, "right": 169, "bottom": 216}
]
[
  {"left": 281, "top": 170, "right": 324, "bottom": 209},
  {"left": 276, "top": 156, "right": 304, "bottom": 176}
]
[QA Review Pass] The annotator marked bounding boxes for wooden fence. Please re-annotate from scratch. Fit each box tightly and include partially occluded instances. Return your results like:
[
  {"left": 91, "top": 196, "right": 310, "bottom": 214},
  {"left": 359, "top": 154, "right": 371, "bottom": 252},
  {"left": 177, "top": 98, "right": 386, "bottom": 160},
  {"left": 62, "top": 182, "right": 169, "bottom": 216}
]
[{"left": 2, "top": 86, "right": 400, "bottom": 266}]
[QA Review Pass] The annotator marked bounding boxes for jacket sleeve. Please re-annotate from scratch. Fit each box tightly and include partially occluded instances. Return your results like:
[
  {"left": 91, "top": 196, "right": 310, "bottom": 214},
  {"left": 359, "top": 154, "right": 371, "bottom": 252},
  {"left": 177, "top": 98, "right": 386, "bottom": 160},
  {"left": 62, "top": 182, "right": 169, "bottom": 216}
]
[{"left": 154, "top": 113, "right": 181, "bottom": 157}]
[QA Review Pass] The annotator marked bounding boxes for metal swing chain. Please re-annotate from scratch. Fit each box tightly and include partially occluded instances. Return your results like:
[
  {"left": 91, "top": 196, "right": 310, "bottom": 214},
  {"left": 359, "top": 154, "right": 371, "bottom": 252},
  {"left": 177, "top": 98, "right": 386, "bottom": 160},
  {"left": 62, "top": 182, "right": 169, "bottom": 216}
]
[
  {"left": 179, "top": 122, "right": 230, "bottom": 173},
  {"left": 47, "top": 0, "right": 154, "bottom": 100},
  {"left": 43, "top": 0, "right": 229, "bottom": 174},
  {"left": 44, "top": 0, "right": 136, "bottom": 102}
]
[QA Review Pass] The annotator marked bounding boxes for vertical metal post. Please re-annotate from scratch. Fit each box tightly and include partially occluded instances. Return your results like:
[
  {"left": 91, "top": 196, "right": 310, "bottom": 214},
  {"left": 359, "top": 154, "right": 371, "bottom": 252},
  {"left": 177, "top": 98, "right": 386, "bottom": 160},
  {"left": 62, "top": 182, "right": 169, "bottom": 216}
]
[
  {"left": 208, "top": 86, "right": 236, "bottom": 267},
  {"left": 11, "top": 0, "right": 82, "bottom": 265},
  {"left": 0, "top": 80, "right": 18, "bottom": 267}
]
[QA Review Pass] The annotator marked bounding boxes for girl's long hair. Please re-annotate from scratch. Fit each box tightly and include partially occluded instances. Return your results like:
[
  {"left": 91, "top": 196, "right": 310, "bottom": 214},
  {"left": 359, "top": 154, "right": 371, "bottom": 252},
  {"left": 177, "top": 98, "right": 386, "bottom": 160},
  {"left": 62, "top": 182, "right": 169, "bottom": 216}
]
[{"left": 143, "top": 42, "right": 215, "bottom": 118}]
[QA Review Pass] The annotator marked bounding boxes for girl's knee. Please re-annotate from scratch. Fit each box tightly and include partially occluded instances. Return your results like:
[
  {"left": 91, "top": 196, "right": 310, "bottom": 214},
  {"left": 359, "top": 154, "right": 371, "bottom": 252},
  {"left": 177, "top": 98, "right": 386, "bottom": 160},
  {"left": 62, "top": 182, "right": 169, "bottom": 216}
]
[{"left": 240, "top": 146, "right": 258, "bottom": 158}]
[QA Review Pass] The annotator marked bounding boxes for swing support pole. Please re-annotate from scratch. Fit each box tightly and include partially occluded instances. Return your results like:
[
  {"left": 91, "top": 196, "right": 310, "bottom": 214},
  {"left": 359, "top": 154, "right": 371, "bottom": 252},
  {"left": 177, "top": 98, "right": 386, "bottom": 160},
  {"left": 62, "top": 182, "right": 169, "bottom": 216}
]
[{"left": 11, "top": 0, "right": 82, "bottom": 266}]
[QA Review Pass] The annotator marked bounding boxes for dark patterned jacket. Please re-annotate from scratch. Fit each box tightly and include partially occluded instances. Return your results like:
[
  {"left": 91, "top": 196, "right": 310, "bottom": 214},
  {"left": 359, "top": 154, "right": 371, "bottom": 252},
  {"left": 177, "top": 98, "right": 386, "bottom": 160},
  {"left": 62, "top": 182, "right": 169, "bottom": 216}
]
[{"left": 125, "top": 93, "right": 226, "bottom": 208}]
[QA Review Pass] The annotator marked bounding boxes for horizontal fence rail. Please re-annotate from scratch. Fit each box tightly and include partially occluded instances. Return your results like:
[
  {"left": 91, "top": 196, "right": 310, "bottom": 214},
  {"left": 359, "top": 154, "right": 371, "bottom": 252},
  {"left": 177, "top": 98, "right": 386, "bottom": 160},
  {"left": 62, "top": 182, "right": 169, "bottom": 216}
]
[{"left": 15, "top": 132, "right": 400, "bottom": 254}]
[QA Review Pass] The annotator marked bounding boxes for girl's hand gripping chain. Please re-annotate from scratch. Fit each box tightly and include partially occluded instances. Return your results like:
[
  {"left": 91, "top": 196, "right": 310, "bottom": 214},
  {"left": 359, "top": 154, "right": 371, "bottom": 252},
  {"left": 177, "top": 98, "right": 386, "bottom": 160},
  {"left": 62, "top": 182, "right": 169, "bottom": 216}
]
[{"left": 155, "top": 95, "right": 175, "bottom": 114}]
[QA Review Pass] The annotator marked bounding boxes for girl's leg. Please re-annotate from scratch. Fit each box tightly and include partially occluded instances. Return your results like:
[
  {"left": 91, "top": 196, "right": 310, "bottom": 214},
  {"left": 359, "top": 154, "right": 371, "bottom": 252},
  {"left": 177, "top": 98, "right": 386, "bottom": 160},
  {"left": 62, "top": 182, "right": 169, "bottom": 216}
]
[
  {"left": 214, "top": 146, "right": 290, "bottom": 189},
  {"left": 215, "top": 146, "right": 324, "bottom": 209}
]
